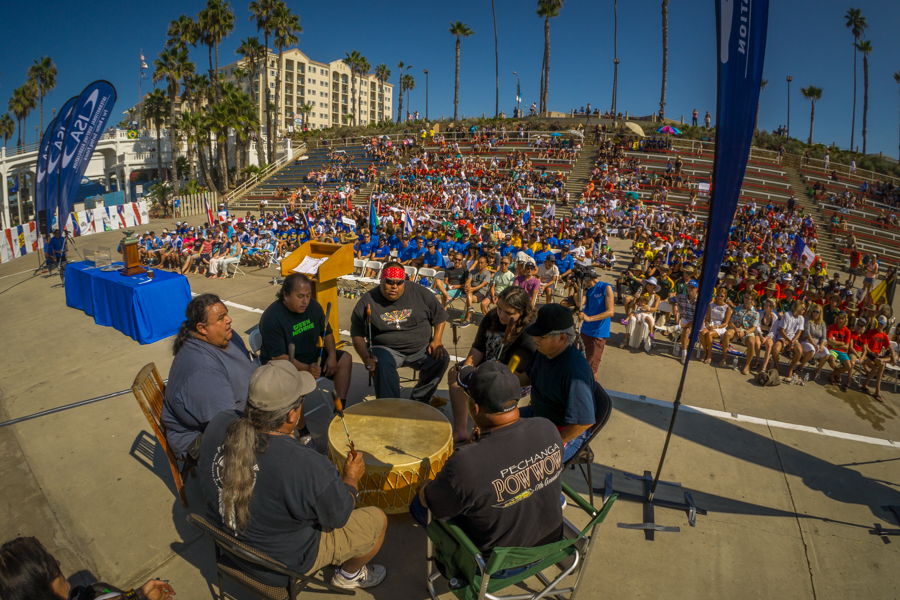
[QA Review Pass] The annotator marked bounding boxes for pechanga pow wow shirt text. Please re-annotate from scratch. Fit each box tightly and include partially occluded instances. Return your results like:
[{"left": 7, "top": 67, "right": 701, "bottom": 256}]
[{"left": 424, "top": 418, "right": 565, "bottom": 552}]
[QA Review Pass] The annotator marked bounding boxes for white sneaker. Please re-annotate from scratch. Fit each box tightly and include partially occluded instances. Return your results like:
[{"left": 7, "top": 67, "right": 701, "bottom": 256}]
[{"left": 332, "top": 565, "right": 387, "bottom": 589}]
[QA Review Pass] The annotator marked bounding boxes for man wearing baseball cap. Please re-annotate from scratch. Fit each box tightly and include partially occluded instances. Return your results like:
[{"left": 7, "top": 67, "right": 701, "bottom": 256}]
[
  {"left": 518, "top": 304, "right": 597, "bottom": 461},
  {"left": 412, "top": 362, "right": 565, "bottom": 553},
  {"left": 198, "top": 361, "right": 388, "bottom": 589}
]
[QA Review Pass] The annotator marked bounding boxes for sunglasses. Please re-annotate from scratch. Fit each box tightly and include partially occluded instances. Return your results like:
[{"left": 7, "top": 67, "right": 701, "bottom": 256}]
[{"left": 383, "top": 279, "right": 405, "bottom": 287}]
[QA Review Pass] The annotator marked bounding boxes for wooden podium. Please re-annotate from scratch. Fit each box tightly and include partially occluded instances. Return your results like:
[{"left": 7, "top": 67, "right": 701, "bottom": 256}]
[{"left": 281, "top": 241, "right": 354, "bottom": 337}]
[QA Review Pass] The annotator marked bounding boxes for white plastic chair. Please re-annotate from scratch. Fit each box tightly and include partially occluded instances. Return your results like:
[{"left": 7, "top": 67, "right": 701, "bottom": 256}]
[
  {"left": 227, "top": 248, "right": 245, "bottom": 277},
  {"left": 404, "top": 265, "right": 419, "bottom": 282},
  {"left": 249, "top": 330, "right": 262, "bottom": 354}
]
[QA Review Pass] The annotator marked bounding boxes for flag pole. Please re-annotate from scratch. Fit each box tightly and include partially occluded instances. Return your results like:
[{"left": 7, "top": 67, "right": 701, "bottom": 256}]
[{"left": 138, "top": 50, "right": 143, "bottom": 130}]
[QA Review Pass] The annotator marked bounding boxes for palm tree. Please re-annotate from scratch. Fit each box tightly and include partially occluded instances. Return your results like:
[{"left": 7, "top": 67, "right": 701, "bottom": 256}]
[
  {"left": 374, "top": 64, "right": 390, "bottom": 122},
  {"left": 396, "top": 61, "right": 411, "bottom": 123},
  {"left": 343, "top": 50, "right": 366, "bottom": 126},
  {"left": 611, "top": 0, "right": 618, "bottom": 113},
  {"left": 894, "top": 71, "right": 900, "bottom": 160},
  {"left": 845, "top": 8, "right": 867, "bottom": 151},
  {"left": 236, "top": 36, "right": 266, "bottom": 162},
  {"left": 448, "top": 22, "right": 474, "bottom": 121},
  {"left": 272, "top": 3, "right": 301, "bottom": 136},
  {"left": 249, "top": 0, "right": 277, "bottom": 163},
  {"left": 27, "top": 57, "right": 57, "bottom": 135},
  {"left": 8, "top": 82, "right": 37, "bottom": 150},
  {"left": 402, "top": 74, "right": 415, "bottom": 121},
  {"left": 855, "top": 40, "right": 872, "bottom": 154},
  {"left": 536, "top": 1, "right": 563, "bottom": 114},
  {"left": 143, "top": 88, "right": 169, "bottom": 183},
  {"left": 198, "top": 0, "right": 235, "bottom": 104},
  {"left": 660, "top": 0, "right": 668, "bottom": 118},
  {"left": 167, "top": 15, "right": 199, "bottom": 52},
  {"left": 755, "top": 79, "right": 768, "bottom": 132},
  {"left": 491, "top": 0, "right": 499, "bottom": 118},
  {"left": 801, "top": 85, "right": 823, "bottom": 146},
  {"left": 0, "top": 114, "right": 15, "bottom": 147},
  {"left": 154, "top": 47, "right": 194, "bottom": 194}
]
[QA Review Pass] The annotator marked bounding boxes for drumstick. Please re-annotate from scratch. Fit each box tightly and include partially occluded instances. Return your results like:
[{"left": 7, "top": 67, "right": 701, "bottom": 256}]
[
  {"left": 333, "top": 397, "right": 356, "bottom": 457},
  {"left": 507, "top": 354, "right": 521, "bottom": 373},
  {"left": 451, "top": 322, "right": 459, "bottom": 366},
  {"left": 319, "top": 302, "right": 332, "bottom": 362}
]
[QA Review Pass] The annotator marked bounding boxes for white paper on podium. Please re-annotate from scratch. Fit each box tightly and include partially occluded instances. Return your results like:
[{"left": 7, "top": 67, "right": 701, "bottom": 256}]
[{"left": 293, "top": 256, "right": 328, "bottom": 275}]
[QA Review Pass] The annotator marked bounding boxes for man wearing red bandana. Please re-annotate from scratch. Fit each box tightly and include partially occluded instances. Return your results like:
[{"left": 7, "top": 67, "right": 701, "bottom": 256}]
[{"left": 350, "top": 262, "right": 450, "bottom": 402}]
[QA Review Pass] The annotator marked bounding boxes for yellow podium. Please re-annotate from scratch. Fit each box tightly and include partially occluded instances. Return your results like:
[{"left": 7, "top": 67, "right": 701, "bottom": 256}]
[{"left": 281, "top": 241, "right": 354, "bottom": 337}]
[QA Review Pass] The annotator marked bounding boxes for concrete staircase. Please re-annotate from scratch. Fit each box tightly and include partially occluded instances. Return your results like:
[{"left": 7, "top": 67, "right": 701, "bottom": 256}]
[
  {"left": 561, "top": 144, "right": 598, "bottom": 215},
  {"left": 784, "top": 165, "right": 846, "bottom": 272}
]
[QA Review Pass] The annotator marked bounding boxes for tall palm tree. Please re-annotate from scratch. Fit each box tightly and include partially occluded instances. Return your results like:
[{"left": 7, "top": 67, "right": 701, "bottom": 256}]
[
  {"left": 236, "top": 36, "right": 266, "bottom": 162},
  {"left": 855, "top": 40, "right": 872, "bottom": 154},
  {"left": 343, "top": 50, "right": 366, "bottom": 126},
  {"left": 272, "top": 3, "right": 301, "bottom": 137},
  {"left": 198, "top": 0, "right": 235, "bottom": 104},
  {"left": 143, "top": 88, "right": 169, "bottom": 182},
  {"left": 167, "top": 15, "right": 199, "bottom": 52},
  {"left": 448, "top": 22, "right": 474, "bottom": 121},
  {"left": 175, "top": 112, "right": 198, "bottom": 181},
  {"left": 8, "top": 82, "right": 37, "bottom": 150},
  {"left": 374, "top": 64, "right": 390, "bottom": 123},
  {"left": 491, "top": 0, "right": 499, "bottom": 117},
  {"left": 154, "top": 46, "right": 194, "bottom": 193},
  {"left": 357, "top": 56, "right": 371, "bottom": 123},
  {"left": 844, "top": 8, "right": 867, "bottom": 152},
  {"left": 755, "top": 79, "right": 768, "bottom": 132},
  {"left": 27, "top": 56, "right": 57, "bottom": 135},
  {"left": 894, "top": 71, "right": 900, "bottom": 160},
  {"left": 0, "top": 114, "right": 15, "bottom": 147},
  {"left": 249, "top": 0, "right": 277, "bottom": 163},
  {"left": 801, "top": 85, "right": 823, "bottom": 146},
  {"left": 660, "top": 0, "right": 668, "bottom": 118},
  {"left": 536, "top": 1, "right": 563, "bottom": 114},
  {"left": 402, "top": 73, "right": 415, "bottom": 120},
  {"left": 396, "top": 61, "right": 411, "bottom": 123}
]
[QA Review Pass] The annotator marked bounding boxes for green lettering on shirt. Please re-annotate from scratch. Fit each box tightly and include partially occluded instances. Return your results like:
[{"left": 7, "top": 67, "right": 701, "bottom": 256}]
[{"left": 292, "top": 319, "right": 315, "bottom": 336}]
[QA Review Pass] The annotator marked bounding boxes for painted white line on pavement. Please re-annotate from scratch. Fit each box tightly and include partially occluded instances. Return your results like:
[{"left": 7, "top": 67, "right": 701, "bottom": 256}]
[
  {"left": 191, "top": 292, "right": 264, "bottom": 314},
  {"left": 0, "top": 269, "right": 38, "bottom": 280},
  {"left": 608, "top": 390, "right": 899, "bottom": 450},
  {"left": 226, "top": 301, "right": 899, "bottom": 449}
]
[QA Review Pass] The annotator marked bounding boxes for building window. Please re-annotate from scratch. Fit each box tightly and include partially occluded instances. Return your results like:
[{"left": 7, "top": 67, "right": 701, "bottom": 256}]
[{"left": 286, "top": 60, "right": 294, "bottom": 71}]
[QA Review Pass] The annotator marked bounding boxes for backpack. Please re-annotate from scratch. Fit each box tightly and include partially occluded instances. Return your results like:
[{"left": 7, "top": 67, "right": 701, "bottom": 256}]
[{"left": 757, "top": 369, "right": 781, "bottom": 387}]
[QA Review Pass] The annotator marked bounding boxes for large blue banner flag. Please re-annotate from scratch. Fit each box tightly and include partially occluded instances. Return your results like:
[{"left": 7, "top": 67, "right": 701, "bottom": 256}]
[
  {"left": 55, "top": 81, "right": 117, "bottom": 229},
  {"left": 685, "top": 0, "right": 769, "bottom": 365},
  {"left": 42, "top": 96, "right": 78, "bottom": 229},
  {"left": 34, "top": 113, "right": 59, "bottom": 224}
]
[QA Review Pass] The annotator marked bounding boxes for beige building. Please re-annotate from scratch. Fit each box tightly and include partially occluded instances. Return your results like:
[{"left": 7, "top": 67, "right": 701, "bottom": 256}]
[{"left": 218, "top": 47, "right": 393, "bottom": 132}]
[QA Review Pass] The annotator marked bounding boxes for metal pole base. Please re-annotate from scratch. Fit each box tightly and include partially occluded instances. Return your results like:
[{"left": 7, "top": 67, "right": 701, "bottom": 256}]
[
  {"left": 869, "top": 506, "right": 900, "bottom": 541},
  {"left": 594, "top": 471, "right": 707, "bottom": 541}
]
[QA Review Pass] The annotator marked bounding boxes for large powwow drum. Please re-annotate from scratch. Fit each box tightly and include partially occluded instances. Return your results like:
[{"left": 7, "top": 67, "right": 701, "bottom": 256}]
[{"left": 327, "top": 398, "right": 452, "bottom": 514}]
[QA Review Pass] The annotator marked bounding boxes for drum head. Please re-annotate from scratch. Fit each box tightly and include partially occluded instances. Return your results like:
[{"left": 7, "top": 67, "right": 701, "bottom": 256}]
[{"left": 328, "top": 398, "right": 452, "bottom": 468}]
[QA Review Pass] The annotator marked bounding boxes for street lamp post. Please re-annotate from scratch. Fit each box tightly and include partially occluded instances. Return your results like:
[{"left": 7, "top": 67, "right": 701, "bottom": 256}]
[
  {"left": 786, "top": 76, "right": 792, "bottom": 138},
  {"left": 513, "top": 71, "right": 521, "bottom": 118},
  {"left": 423, "top": 69, "right": 429, "bottom": 121}
]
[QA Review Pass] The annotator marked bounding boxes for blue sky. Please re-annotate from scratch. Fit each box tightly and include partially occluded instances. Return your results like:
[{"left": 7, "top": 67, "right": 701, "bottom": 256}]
[{"left": 2, "top": 0, "right": 899, "bottom": 157}]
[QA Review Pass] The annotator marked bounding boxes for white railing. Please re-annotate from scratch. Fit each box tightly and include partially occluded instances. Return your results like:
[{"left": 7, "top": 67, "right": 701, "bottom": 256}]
[
  {"left": 799, "top": 156, "right": 900, "bottom": 187},
  {"left": 226, "top": 142, "right": 306, "bottom": 204},
  {"left": 173, "top": 191, "right": 219, "bottom": 219},
  {"left": 124, "top": 152, "right": 172, "bottom": 163},
  {"left": 312, "top": 130, "right": 586, "bottom": 149}
]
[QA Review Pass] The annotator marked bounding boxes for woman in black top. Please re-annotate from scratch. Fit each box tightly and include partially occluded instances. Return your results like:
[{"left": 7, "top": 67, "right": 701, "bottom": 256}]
[{"left": 444, "top": 286, "right": 537, "bottom": 444}]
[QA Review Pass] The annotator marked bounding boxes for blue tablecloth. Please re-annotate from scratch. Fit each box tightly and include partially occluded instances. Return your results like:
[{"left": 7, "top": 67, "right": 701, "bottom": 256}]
[{"left": 65, "top": 262, "right": 192, "bottom": 344}]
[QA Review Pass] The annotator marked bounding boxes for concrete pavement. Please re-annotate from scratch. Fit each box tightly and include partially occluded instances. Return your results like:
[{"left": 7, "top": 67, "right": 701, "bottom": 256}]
[{"left": 0, "top": 219, "right": 898, "bottom": 599}]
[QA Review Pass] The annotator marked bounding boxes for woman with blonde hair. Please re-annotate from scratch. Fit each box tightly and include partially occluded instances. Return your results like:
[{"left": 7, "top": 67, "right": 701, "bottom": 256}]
[{"left": 798, "top": 304, "right": 831, "bottom": 380}]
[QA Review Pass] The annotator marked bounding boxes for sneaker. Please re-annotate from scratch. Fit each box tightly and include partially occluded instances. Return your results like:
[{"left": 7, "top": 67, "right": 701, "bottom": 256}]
[
  {"left": 331, "top": 564, "right": 387, "bottom": 589},
  {"left": 458, "top": 320, "right": 471, "bottom": 328}
]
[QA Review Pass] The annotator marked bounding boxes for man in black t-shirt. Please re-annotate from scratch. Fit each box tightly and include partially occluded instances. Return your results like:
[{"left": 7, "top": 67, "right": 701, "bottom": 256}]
[
  {"left": 434, "top": 252, "right": 470, "bottom": 309},
  {"left": 259, "top": 274, "right": 352, "bottom": 442},
  {"left": 350, "top": 261, "right": 450, "bottom": 403},
  {"left": 411, "top": 362, "right": 564, "bottom": 553}
]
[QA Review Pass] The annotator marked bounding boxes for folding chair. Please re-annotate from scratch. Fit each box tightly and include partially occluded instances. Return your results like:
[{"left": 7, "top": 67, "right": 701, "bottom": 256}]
[
  {"left": 131, "top": 363, "right": 190, "bottom": 508},
  {"left": 249, "top": 330, "right": 263, "bottom": 355},
  {"left": 404, "top": 265, "right": 419, "bottom": 282},
  {"left": 227, "top": 248, "right": 246, "bottom": 278},
  {"left": 338, "top": 259, "right": 367, "bottom": 297},
  {"left": 425, "top": 482, "right": 617, "bottom": 600},
  {"left": 418, "top": 267, "right": 438, "bottom": 289},
  {"left": 430, "top": 272, "right": 467, "bottom": 316},
  {"left": 186, "top": 513, "right": 355, "bottom": 600},
  {"left": 563, "top": 383, "right": 613, "bottom": 507}
]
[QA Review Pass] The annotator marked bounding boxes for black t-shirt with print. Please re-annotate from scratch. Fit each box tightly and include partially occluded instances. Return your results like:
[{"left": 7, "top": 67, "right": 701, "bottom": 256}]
[
  {"left": 259, "top": 298, "right": 331, "bottom": 365},
  {"left": 471, "top": 309, "right": 537, "bottom": 372},
  {"left": 199, "top": 411, "right": 356, "bottom": 586},
  {"left": 424, "top": 418, "right": 564, "bottom": 552},
  {"left": 445, "top": 266, "right": 469, "bottom": 287},
  {"left": 350, "top": 282, "right": 449, "bottom": 355}
]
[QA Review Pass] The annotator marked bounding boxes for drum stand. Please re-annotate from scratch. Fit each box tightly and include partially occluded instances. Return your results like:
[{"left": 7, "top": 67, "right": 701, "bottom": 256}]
[
  {"left": 595, "top": 470, "right": 706, "bottom": 541},
  {"left": 869, "top": 506, "right": 900, "bottom": 540}
]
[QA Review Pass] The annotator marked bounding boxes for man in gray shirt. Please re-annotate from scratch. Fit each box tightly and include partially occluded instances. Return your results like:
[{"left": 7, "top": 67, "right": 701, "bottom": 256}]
[
  {"left": 462, "top": 256, "right": 492, "bottom": 327},
  {"left": 161, "top": 294, "right": 259, "bottom": 458}
]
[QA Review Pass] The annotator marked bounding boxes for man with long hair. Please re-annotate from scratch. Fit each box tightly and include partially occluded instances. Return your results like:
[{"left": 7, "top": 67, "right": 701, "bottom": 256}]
[
  {"left": 198, "top": 361, "right": 388, "bottom": 590},
  {"left": 162, "top": 294, "right": 258, "bottom": 460}
]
